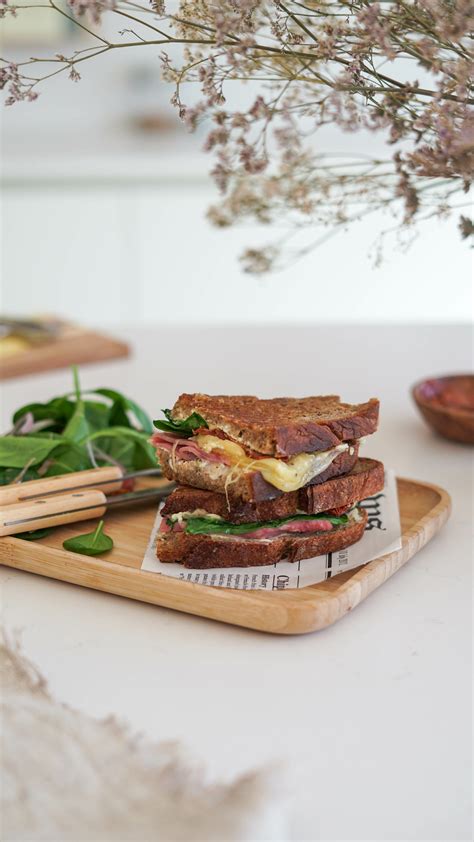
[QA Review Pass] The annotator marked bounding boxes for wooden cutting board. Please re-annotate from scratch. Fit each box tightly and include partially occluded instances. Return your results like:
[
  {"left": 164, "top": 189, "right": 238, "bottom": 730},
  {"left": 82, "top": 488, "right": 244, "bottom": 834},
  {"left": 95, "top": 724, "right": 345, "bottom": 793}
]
[
  {"left": 0, "top": 477, "right": 450, "bottom": 635},
  {"left": 0, "top": 321, "right": 129, "bottom": 380}
]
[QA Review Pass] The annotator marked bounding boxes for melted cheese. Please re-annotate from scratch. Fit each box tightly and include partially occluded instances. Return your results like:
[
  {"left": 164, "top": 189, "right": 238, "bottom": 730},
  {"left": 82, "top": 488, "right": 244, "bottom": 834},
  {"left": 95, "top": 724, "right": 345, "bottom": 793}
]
[{"left": 194, "top": 434, "right": 349, "bottom": 492}]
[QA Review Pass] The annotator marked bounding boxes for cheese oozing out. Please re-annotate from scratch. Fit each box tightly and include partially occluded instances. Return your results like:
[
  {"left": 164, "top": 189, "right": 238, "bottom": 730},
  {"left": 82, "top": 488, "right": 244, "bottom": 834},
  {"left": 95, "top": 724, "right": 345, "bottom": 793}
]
[{"left": 193, "top": 434, "right": 350, "bottom": 493}]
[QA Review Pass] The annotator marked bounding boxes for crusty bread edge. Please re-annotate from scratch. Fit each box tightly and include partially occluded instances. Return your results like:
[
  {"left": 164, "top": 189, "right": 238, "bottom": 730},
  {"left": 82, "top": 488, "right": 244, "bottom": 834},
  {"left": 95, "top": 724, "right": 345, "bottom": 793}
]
[
  {"left": 172, "top": 394, "right": 379, "bottom": 456},
  {"left": 301, "top": 458, "right": 384, "bottom": 513},
  {"left": 156, "top": 509, "right": 368, "bottom": 569},
  {"left": 161, "top": 457, "right": 384, "bottom": 521}
]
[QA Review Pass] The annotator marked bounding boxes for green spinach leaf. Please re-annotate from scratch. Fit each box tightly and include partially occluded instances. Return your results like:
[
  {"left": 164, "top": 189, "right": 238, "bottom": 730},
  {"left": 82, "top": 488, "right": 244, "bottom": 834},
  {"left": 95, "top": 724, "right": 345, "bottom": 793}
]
[
  {"left": 153, "top": 409, "right": 207, "bottom": 437},
  {"left": 87, "top": 427, "right": 156, "bottom": 469},
  {"left": 21, "top": 527, "right": 55, "bottom": 541},
  {"left": 42, "top": 443, "right": 92, "bottom": 476},
  {"left": 0, "top": 437, "right": 64, "bottom": 468},
  {"left": 84, "top": 401, "right": 111, "bottom": 432},
  {"left": 13, "top": 397, "right": 75, "bottom": 431},
  {"left": 63, "top": 520, "right": 113, "bottom": 556},
  {"left": 94, "top": 389, "right": 153, "bottom": 434},
  {"left": 29, "top": 432, "right": 64, "bottom": 440},
  {"left": 91, "top": 436, "right": 136, "bottom": 471},
  {"left": 0, "top": 467, "right": 39, "bottom": 485},
  {"left": 62, "top": 366, "right": 90, "bottom": 443}
]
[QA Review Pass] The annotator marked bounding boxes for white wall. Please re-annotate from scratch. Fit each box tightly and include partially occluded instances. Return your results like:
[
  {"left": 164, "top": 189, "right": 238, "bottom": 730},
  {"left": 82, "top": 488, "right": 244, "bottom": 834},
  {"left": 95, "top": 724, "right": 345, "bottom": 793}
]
[
  {"left": 1, "top": 34, "right": 472, "bottom": 326},
  {"left": 1, "top": 173, "right": 472, "bottom": 325}
]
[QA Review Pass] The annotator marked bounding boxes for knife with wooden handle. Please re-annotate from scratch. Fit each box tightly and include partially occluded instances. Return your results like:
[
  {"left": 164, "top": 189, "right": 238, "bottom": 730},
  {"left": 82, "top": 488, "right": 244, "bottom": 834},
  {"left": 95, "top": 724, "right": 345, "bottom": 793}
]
[
  {"left": 0, "top": 483, "right": 175, "bottom": 537},
  {"left": 0, "top": 466, "right": 162, "bottom": 506}
]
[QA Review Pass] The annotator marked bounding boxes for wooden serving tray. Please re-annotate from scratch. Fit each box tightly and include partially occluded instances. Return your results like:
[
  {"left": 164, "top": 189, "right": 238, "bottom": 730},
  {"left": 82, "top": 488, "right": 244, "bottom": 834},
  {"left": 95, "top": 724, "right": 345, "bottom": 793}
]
[
  {"left": 0, "top": 478, "right": 450, "bottom": 635},
  {"left": 0, "top": 321, "right": 129, "bottom": 380}
]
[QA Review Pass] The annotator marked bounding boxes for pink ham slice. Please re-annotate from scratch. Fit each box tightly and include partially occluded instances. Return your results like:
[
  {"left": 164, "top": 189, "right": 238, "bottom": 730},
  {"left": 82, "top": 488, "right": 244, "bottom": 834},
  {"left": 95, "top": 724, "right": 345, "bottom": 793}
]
[
  {"left": 151, "top": 432, "right": 182, "bottom": 446},
  {"left": 159, "top": 518, "right": 185, "bottom": 534},
  {"left": 246, "top": 518, "right": 334, "bottom": 539},
  {"left": 151, "top": 432, "right": 231, "bottom": 465}
]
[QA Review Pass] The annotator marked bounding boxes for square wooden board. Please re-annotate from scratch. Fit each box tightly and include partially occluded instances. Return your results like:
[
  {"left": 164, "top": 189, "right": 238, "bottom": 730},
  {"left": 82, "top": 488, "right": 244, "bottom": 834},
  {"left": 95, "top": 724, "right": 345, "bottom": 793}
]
[
  {"left": 0, "top": 321, "right": 129, "bottom": 380},
  {"left": 0, "top": 478, "right": 451, "bottom": 634}
]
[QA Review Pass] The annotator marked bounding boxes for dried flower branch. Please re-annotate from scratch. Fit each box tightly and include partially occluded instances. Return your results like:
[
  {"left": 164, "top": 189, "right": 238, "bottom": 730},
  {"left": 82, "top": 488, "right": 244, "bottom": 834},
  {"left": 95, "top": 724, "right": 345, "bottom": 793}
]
[{"left": 1, "top": 0, "right": 472, "bottom": 271}]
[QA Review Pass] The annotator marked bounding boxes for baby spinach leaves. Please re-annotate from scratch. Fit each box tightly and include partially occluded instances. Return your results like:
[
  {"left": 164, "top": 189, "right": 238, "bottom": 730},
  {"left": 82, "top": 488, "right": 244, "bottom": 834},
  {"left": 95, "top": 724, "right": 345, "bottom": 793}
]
[
  {"left": 1, "top": 367, "right": 157, "bottom": 483},
  {"left": 153, "top": 409, "right": 207, "bottom": 437},
  {"left": 63, "top": 520, "right": 113, "bottom": 556}
]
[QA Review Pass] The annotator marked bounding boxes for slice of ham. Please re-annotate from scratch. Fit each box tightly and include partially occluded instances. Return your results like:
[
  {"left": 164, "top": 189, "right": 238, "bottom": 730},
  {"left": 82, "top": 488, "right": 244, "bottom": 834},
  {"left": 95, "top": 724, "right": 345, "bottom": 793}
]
[
  {"left": 247, "top": 518, "right": 334, "bottom": 539},
  {"left": 151, "top": 432, "right": 231, "bottom": 465},
  {"left": 151, "top": 431, "right": 183, "bottom": 447},
  {"left": 159, "top": 518, "right": 185, "bottom": 534},
  {"left": 151, "top": 429, "right": 268, "bottom": 462}
]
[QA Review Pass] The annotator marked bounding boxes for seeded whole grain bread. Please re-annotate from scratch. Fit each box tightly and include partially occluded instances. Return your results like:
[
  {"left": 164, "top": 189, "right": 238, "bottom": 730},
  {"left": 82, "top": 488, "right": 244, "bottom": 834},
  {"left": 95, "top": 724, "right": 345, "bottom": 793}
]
[
  {"left": 156, "top": 442, "right": 360, "bottom": 503},
  {"left": 161, "top": 457, "right": 384, "bottom": 522},
  {"left": 171, "top": 393, "right": 380, "bottom": 457},
  {"left": 156, "top": 508, "right": 368, "bottom": 568}
]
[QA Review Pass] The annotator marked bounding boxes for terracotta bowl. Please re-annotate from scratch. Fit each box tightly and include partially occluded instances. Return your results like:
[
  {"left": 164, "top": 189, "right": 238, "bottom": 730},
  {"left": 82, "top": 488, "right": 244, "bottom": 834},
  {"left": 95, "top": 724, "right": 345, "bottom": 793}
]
[{"left": 412, "top": 374, "right": 474, "bottom": 444}]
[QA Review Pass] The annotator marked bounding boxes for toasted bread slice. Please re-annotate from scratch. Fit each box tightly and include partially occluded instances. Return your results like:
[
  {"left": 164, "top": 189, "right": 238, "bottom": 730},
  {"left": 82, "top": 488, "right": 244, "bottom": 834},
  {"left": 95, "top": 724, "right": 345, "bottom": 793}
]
[
  {"left": 156, "top": 508, "right": 368, "bottom": 568},
  {"left": 299, "top": 457, "right": 384, "bottom": 514},
  {"left": 171, "top": 393, "right": 379, "bottom": 457},
  {"left": 161, "top": 458, "right": 384, "bottom": 522},
  {"left": 156, "top": 442, "right": 360, "bottom": 503}
]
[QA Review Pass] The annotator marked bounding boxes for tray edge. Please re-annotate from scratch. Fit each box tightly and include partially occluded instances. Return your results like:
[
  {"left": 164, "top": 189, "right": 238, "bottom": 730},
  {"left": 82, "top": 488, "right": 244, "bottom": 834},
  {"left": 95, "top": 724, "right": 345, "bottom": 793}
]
[
  {"left": 0, "top": 478, "right": 452, "bottom": 635},
  {"left": 279, "top": 477, "right": 452, "bottom": 634}
]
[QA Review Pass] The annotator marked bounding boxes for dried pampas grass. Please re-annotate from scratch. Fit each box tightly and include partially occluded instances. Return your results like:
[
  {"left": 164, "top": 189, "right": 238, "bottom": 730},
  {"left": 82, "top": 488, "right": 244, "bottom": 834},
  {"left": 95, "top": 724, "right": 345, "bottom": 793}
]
[{"left": 1, "top": 634, "right": 287, "bottom": 841}]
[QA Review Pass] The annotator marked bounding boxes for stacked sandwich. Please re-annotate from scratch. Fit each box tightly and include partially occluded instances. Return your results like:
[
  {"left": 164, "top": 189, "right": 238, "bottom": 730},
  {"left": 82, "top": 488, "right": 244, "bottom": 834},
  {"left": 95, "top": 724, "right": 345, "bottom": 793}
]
[{"left": 151, "top": 394, "right": 384, "bottom": 569}]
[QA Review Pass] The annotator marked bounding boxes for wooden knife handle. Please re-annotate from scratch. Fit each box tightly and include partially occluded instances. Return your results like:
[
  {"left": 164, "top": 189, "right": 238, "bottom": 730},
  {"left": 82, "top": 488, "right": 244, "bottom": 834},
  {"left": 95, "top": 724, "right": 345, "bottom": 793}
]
[
  {"left": 0, "top": 490, "right": 107, "bottom": 537},
  {"left": 0, "top": 466, "right": 124, "bottom": 507}
]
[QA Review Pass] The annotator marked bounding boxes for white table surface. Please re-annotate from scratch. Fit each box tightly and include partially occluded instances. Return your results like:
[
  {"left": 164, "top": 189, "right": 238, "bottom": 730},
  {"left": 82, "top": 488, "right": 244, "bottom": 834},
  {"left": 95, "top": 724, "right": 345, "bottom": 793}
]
[{"left": 1, "top": 325, "right": 472, "bottom": 841}]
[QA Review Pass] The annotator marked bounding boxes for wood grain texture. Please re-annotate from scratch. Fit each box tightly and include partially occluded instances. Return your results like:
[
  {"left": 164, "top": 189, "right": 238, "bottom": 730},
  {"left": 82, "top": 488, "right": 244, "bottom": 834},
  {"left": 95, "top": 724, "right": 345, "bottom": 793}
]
[
  {"left": 0, "top": 478, "right": 451, "bottom": 635},
  {"left": 0, "top": 323, "right": 129, "bottom": 380},
  {"left": 0, "top": 466, "right": 124, "bottom": 506},
  {"left": 0, "top": 489, "right": 108, "bottom": 537}
]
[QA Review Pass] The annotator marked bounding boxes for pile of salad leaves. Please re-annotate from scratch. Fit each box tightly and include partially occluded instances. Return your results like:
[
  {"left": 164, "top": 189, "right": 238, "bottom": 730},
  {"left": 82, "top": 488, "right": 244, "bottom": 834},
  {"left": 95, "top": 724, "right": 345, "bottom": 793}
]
[{"left": 0, "top": 366, "right": 157, "bottom": 486}]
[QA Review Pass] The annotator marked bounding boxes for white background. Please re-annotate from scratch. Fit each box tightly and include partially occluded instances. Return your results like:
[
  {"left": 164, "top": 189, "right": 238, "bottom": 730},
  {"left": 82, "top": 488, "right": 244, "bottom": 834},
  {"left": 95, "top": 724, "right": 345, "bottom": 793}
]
[{"left": 1, "top": 33, "right": 472, "bottom": 325}]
